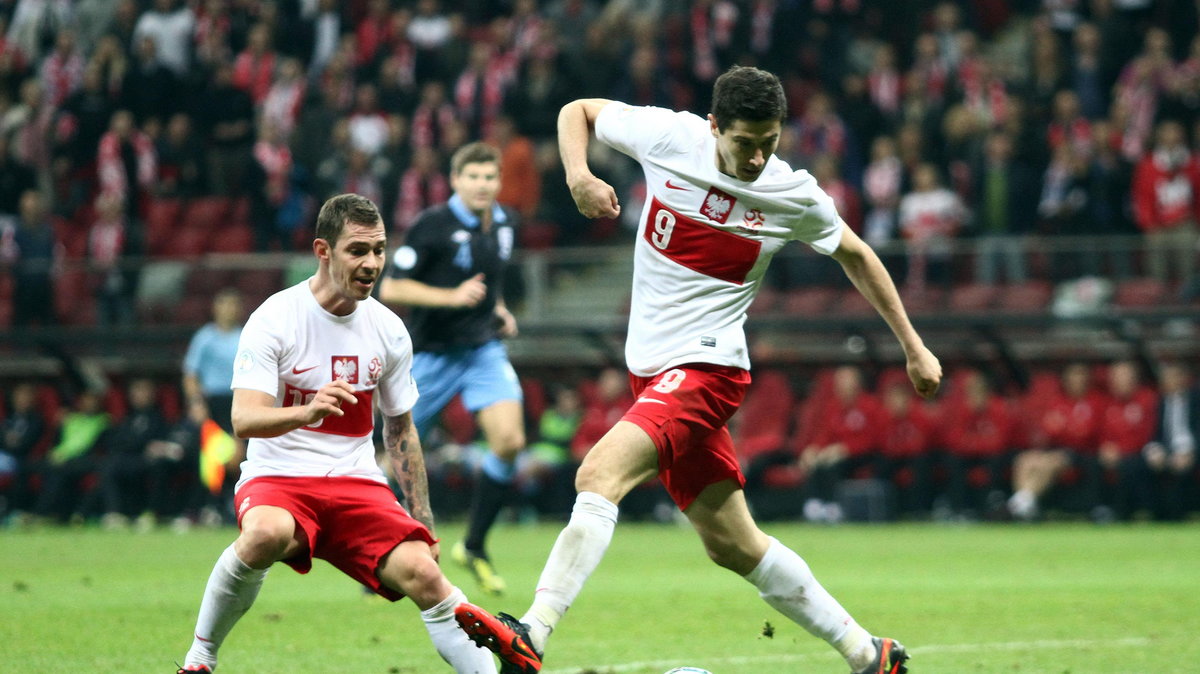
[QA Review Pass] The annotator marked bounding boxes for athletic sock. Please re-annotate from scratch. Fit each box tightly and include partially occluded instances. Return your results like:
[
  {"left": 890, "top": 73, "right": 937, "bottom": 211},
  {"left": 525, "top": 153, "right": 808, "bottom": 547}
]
[
  {"left": 184, "top": 544, "right": 269, "bottom": 669},
  {"left": 521, "top": 491, "right": 618, "bottom": 652},
  {"left": 421, "top": 587, "right": 496, "bottom": 673},
  {"left": 463, "top": 454, "right": 516, "bottom": 555},
  {"left": 743, "top": 537, "right": 874, "bottom": 671}
]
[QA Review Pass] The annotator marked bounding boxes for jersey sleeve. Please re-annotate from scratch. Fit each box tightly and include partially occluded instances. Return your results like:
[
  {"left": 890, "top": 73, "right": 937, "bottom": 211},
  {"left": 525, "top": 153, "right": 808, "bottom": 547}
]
[
  {"left": 793, "top": 185, "right": 845, "bottom": 256},
  {"left": 375, "top": 318, "right": 420, "bottom": 417},
  {"left": 387, "top": 217, "right": 436, "bottom": 281},
  {"left": 230, "top": 309, "right": 283, "bottom": 396},
  {"left": 595, "top": 102, "right": 693, "bottom": 161}
]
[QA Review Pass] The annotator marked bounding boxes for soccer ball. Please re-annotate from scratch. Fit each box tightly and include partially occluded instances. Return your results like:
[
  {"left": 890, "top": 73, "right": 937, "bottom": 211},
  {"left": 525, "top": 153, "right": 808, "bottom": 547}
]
[{"left": 664, "top": 669, "right": 713, "bottom": 674}]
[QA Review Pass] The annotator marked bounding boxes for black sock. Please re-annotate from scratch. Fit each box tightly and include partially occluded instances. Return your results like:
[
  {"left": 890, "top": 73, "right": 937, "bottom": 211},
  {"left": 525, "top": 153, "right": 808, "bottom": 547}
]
[{"left": 463, "top": 472, "right": 512, "bottom": 556}]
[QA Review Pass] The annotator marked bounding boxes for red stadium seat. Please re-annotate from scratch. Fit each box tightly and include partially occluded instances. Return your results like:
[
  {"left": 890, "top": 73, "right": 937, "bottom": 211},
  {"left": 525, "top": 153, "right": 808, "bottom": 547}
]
[
  {"left": 1113, "top": 278, "right": 1169, "bottom": 308},
  {"left": 208, "top": 224, "right": 255, "bottom": 254},
  {"left": 949, "top": 283, "right": 1000, "bottom": 312},
  {"left": 182, "top": 197, "right": 233, "bottom": 232},
  {"left": 162, "top": 226, "right": 210, "bottom": 258},
  {"left": 54, "top": 269, "right": 95, "bottom": 326},
  {"left": 145, "top": 198, "right": 185, "bottom": 255},
  {"left": 995, "top": 281, "right": 1052, "bottom": 313},
  {"left": 441, "top": 395, "right": 477, "bottom": 444},
  {"left": 833, "top": 286, "right": 876, "bottom": 316},
  {"left": 780, "top": 286, "right": 838, "bottom": 315},
  {"left": 520, "top": 221, "right": 558, "bottom": 250},
  {"left": 734, "top": 369, "right": 795, "bottom": 461},
  {"left": 175, "top": 295, "right": 214, "bottom": 326},
  {"left": 899, "top": 286, "right": 945, "bottom": 315}
]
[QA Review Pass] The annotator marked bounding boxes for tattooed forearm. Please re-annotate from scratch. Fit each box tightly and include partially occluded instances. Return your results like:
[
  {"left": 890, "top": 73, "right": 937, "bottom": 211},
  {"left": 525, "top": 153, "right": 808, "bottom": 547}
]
[{"left": 384, "top": 412, "right": 435, "bottom": 531}]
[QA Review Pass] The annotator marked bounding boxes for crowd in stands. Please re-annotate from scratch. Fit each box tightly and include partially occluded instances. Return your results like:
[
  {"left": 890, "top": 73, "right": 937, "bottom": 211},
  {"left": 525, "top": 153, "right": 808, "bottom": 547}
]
[
  {"left": 2, "top": 357, "right": 1197, "bottom": 528},
  {"left": 2, "top": 1, "right": 1200, "bottom": 328}
]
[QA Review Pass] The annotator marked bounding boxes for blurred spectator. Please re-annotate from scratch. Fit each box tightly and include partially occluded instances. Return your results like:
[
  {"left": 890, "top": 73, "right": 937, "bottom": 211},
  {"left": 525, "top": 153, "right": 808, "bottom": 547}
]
[
  {"left": 546, "top": 0, "right": 600, "bottom": 61},
  {"left": 305, "top": 0, "right": 343, "bottom": 80},
  {"left": 490, "top": 115, "right": 540, "bottom": 221},
  {"left": 0, "top": 382, "right": 45, "bottom": 519},
  {"left": 75, "top": 0, "right": 119, "bottom": 55},
  {"left": 790, "top": 91, "right": 847, "bottom": 168},
  {"left": 145, "top": 395, "right": 208, "bottom": 528},
  {"left": 972, "top": 130, "right": 1037, "bottom": 284},
  {"left": 97, "top": 109, "right": 156, "bottom": 221},
  {"left": 393, "top": 145, "right": 450, "bottom": 234},
  {"left": 1131, "top": 119, "right": 1199, "bottom": 284},
  {"left": 54, "top": 63, "right": 113, "bottom": 214},
  {"left": 1070, "top": 22, "right": 1108, "bottom": 120},
  {"left": 898, "top": 162, "right": 965, "bottom": 289},
  {"left": 121, "top": 34, "right": 178, "bottom": 127},
  {"left": 261, "top": 57, "right": 306, "bottom": 141},
  {"left": 194, "top": 62, "right": 253, "bottom": 197},
  {"left": 941, "top": 370, "right": 1013, "bottom": 518},
  {"left": 182, "top": 287, "right": 243, "bottom": 435},
  {"left": 1007, "top": 363, "right": 1106, "bottom": 521},
  {"left": 862, "top": 135, "right": 903, "bottom": 247},
  {"left": 88, "top": 192, "right": 140, "bottom": 326},
  {"left": 39, "top": 27, "right": 83, "bottom": 109},
  {"left": 156, "top": 112, "right": 206, "bottom": 198},
  {"left": 90, "top": 34, "right": 128, "bottom": 101},
  {"left": 1037, "top": 142, "right": 1091, "bottom": 280},
  {"left": 98, "top": 378, "right": 168, "bottom": 529},
  {"left": 347, "top": 82, "right": 390, "bottom": 156},
  {"left": 410, "top": 80, "right": 457, "bottom": 150},
  {"left": 9, "top": 189, "right": 60, "bottom": 327},
  {"left": 248, "top": 117, "right": 294, "bottom": 252},
  {"left": 133, "top": 0, "right": 195, "bottom": 78},
  {"left": 1046, "top": 90, "right": 1092, "bottom": 157},
  {"left": 504, "top": 51, "right": 572, "bottom": 141},
  {"left": 571, "top": 366, "right": 633, "bottom": 461},
  {"left": 1113, "top": 27, "right": 1176, "bottom": 160},
  {"left": 0, "top": 133, "right": 37, "bottom": 217},
  {"left": 517, "top": 383, "right": 581, "bottom": 518},
  {"left": 611, "top": 43, "right": 673, "bottom": 109},
  {"left": 1096, "top": 360, "right": 1158, "bottom": 521},
  {"left": 811, "top": 153, "right": 861, "bottom": 234},
  {"left": 798, "top": 366, "right": 883, "bottom": 524},
  {"left": 232, "top": 23, "right": 276, "bottom": 106},
  {"left": 876, "top": 380, "right": 937, "bottom": 517},
  {"left": 107, "top": 0, "right": 141, "bottom": 55},
  {"left": 334, "top": 147, "right": 390, "bottom": 210},
  {"left": 191, "top": 0, "right": 234, "bottom": 73},
  {"left": 866, "top": 43, "right": 902, "bottom": 122},
  {"left": 3, "top": 78, "right": 53, "bottom": 193},
  {"left": 1139, "top": 361, "right": 1196, "bottom": 521},
  {"left": 6, "top": 0, "right": 73, "bottom": 65},
  {"left": 407, "top": 0, "right": 454, "bottom": 82},
  {"left": 33, "top": 389, "right": 109, "bottom": 524}
]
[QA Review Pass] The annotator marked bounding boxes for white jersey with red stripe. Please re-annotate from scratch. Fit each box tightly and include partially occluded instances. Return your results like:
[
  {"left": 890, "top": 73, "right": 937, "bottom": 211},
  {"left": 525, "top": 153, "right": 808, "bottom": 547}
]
[
  {"left": 594, "top": 102, "right": 845, "bottom": 376},
  {"left": 230, "top": 280, "right": 419, "bottom": 489}
]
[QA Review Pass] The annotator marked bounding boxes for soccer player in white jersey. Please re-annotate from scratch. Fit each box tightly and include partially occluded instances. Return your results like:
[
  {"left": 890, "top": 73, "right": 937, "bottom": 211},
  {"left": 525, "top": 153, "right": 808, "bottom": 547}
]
[
  {"left": 176, "top": 194, "right": 521, "bottom": 674},
  {"left": 456, "top": 67, "right": 942, "bottom": 674}
]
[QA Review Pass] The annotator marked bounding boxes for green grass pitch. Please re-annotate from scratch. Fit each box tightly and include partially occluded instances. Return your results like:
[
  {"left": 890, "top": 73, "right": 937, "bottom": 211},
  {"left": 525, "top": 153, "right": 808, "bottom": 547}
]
[{"left": 4, "top": 521, "right": 1198, "bottom": 672}]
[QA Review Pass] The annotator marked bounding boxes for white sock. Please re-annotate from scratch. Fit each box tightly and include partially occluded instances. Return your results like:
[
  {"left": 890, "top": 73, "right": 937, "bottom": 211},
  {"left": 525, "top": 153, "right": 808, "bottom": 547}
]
[
  {"left": 421, "top": 587, "right": 497, "bottom": 674},
  {"left": 744, "top": 537, "right": 875, "bottom": 671},
  {"left": 184, "top": 544, "right": 269, "bottom": 669},
  {"left": 521, "top": 491, "right": 618, "bottom": 652}
]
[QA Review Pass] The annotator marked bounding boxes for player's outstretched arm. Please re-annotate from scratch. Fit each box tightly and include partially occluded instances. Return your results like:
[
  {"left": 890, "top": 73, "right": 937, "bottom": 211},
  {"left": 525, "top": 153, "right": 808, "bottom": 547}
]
[
  {"left": 558, "top": 98, "right": 621, "bottom": 219},
  {"left": 230, "top": 381, "right": 358, "bottom": 438},
  {"left": 830, "top": 226, "right": 942, "bottom": 399},
  {"left": 379, "top": 274, "right": 487, "bottom": 309},
  {"left": 384, "top": 411, "right": 436, "bottom": 537}
]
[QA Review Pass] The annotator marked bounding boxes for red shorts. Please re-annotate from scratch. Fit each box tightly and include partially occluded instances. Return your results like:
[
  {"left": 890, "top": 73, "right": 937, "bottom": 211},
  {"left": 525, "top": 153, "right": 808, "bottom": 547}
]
[
  {"left": 622, "top": 364, "right": 751, "bottom": 510},
  {"left": 234, "top": 476, "right": 436, "bottom": 601}
]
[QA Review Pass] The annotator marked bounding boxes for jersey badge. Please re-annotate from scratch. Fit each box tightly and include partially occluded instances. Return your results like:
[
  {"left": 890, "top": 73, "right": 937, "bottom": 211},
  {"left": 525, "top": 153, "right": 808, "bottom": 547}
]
[
  {"left": 366, "top": 356, "right": 383, "bottom": 386},
  {"left": 700, "top": 186, "right": 736, "bottom": 223},
  {"left": 739, "top": 208, "right": 765, "bottom": 232},
  {"left": 234, "top": 349, "right": 254, "bottom": 374},
  {"left": 333, "top": 355, "right": 359, "bottom": 384}
]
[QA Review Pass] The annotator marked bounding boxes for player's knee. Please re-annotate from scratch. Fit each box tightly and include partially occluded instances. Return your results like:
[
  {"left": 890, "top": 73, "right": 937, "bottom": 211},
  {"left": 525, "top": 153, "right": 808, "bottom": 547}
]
[
  {"left": 236, "top": 517, "right": 294, "bottom": 565},
  {"left": 492, "top": 429, "right": 525, "bottom": 458},
  {"left": 391, "top": 553, "right": 447, "bottom": 607},
  {"left": 703, "top": 537, "right": 756, "bottom": 574}
]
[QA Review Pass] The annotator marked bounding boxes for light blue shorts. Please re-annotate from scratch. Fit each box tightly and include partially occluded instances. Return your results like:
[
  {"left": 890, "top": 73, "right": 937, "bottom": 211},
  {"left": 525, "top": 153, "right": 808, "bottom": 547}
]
[{"left": 411, "top": 340, "right": 522, "bottom": 436}]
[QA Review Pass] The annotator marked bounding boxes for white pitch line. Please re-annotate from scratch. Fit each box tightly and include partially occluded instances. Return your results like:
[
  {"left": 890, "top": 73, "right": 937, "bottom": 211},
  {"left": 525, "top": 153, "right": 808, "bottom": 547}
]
[{"left": 541, "top": 636, "right": 1152, "bottom": 673}]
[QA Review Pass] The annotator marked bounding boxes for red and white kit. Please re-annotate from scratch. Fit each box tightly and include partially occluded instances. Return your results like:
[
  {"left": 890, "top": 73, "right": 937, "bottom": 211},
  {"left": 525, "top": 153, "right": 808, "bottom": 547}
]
[
  {"left": 230, "top": 281, "right": 420, "bottom": 490},
  {"left": 595, "top": 102, "right": 844, "bottom": 377},
  {"left": 595, "top": 102, "right": 845, "bottom": 506}
]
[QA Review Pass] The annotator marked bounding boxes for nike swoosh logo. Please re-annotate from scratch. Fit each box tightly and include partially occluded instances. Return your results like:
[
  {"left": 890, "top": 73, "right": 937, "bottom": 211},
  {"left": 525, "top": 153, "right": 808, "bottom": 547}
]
[
  {"left": 292, "top": 365, "right": 320, "bottom": 374},
  {"left": 665, "top": 179, "right": 689, "bottom": 191},
  {"left": 636, "top": 397, "right": 669, "bottom": 405}
]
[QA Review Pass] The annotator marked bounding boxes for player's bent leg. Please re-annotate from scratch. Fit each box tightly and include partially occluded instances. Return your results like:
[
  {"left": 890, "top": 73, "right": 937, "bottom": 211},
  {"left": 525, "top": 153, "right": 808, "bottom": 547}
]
[
  {"left": 234, "top": 505, "right": 305, "bottom": 568},
  {"left": 378, "top": 541, "right": 499, "bottom": 673},
  {"left": 685, "top": 482, "right": 898, "bottom": 673},
  {"left": 684, "top": 479, "right": 771, "bottom": 574},
  {"left": 457, "top": 400, "right": 526, "bottom": 596},
  {"left": 516, "top": 422, "right": 659, "bottom": 653}
]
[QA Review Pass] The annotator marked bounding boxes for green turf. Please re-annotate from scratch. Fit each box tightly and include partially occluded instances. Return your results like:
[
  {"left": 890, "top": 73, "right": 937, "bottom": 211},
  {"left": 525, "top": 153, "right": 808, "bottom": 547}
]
[{"left": 3, "top": 521, "right": 1198, "bottom": 673}]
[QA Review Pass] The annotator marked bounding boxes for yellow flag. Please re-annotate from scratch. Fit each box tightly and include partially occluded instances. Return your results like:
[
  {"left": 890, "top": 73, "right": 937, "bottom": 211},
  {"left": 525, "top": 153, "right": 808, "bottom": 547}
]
[{"left": 199, "top": 419, "right": 236, "bottom": 495}]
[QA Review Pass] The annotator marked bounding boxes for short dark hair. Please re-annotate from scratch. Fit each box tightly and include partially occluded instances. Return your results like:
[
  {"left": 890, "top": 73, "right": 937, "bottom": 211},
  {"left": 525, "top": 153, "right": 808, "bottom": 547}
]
[
  {"left": 710, "top": 66, "right": 786, "bottom": 132},
  {"left": 315, "top": 193, "right": 382, "bottom": 246},
  {"left": 450, "top": 141, "right": 502, "bottom": 175}
]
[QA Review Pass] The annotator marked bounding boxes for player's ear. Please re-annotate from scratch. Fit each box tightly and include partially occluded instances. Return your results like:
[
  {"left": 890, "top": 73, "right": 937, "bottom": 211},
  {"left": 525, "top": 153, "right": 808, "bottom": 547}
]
[
  {"left": 708, "top": 114, "right": 720, "bottom": 138},
  {"left": 313, "top": 237, "right": 330, "bottom": 261}
]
